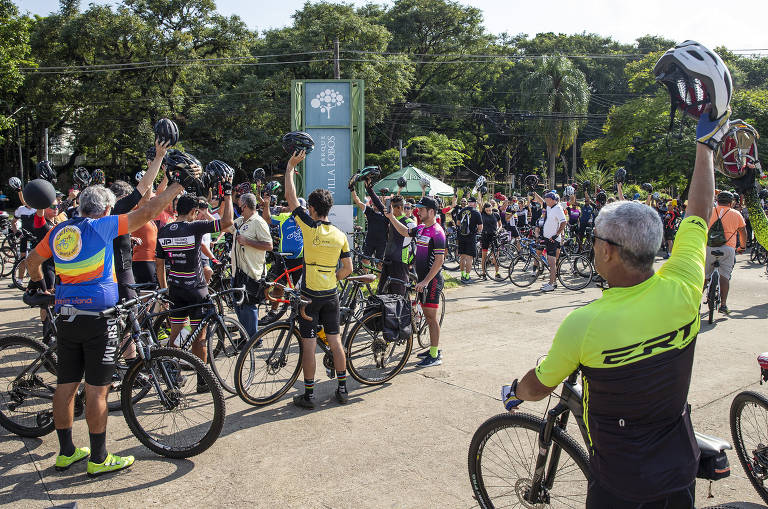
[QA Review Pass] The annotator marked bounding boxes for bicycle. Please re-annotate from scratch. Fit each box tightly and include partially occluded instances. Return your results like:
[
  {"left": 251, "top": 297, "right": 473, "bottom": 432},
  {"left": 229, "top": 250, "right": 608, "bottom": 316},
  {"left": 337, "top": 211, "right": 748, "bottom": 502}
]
[
  {"left": 507, "top": 235, "right": 594, "bottom": 290},
  {"left": 257, "top": 250, "right": 304, "bottom": 323},
  {"left": 704, "top": 249, "right": 725, "bottom": 324},
  {"left": 468, "top": 369, "right": 733, "bottom": 507},
  {"left": 0, "top": 290, "right": 226, "bottom": 458},
  {"left": 729, "top": 353, "right": 768, "bottom": 504},
  {"left": 234, "top": 278, "right": 412, "bottom": 406}
]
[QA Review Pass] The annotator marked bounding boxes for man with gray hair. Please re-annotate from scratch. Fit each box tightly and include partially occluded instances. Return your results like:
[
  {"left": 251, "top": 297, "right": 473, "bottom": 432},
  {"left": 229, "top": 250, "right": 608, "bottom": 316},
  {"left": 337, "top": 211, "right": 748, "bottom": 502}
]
[
  {"left": 499, "top": 109, "right": 723, "bottom": 506},
  {"left": 23, "top": 160, "right": 185, "bottom": 477}
]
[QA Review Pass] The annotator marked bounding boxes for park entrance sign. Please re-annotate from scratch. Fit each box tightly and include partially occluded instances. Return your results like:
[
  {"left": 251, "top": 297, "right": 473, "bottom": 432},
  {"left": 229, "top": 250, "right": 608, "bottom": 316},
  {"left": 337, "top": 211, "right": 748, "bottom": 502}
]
[{"left": 291, "top": 79, "right": 364, "bottom": 234}]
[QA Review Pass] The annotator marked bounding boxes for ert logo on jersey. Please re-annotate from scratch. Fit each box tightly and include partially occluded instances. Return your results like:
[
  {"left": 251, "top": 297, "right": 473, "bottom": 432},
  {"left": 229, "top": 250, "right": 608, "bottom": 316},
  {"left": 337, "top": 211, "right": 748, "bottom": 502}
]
[{"left": 601, "top": 316, "right": 697, "bottom": 365}]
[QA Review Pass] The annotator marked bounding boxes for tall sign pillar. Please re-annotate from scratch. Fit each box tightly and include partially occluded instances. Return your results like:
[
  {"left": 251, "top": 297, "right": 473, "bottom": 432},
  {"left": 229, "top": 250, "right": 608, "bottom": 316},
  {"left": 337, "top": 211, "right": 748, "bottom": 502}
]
[{"left": 291, "top": 79, "right": 364, "bottom": 234}]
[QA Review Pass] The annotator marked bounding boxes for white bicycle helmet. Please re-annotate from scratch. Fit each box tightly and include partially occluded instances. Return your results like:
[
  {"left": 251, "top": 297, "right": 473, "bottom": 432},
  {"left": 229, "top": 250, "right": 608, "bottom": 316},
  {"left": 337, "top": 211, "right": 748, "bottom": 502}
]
[
  {"left": 135, "top": 171, "right": 145, "bottom": 183},
  {"left": 563, "top": 185, "right": 575, "bottom": 197},
  {"left": 653, "top": 41, "right": 732, "bottom": 122},
  {"left": 715, "top": 119, "right": 761, "bottom": 179},
  {"left": 419, "top": 176, "right": 430, "bottom": 188}
]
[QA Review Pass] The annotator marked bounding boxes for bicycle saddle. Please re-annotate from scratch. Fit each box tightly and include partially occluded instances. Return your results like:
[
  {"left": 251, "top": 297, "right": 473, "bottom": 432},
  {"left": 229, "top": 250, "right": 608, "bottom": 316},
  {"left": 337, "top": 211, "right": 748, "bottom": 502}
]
[
  {"left": 710, "top": 250, "right": 724, "bottom": 257},
  {"left": 22, "top": 292, "right": 55, "bottom": 308},
  {"left": 126, "top": 282, "right": 158, "bottom": 290},
  {"left": 347, "top": 274, "right": 377, "bottom": 284},
  {"left": 695, "top": 431, "right": 732, "bottom": 453}
]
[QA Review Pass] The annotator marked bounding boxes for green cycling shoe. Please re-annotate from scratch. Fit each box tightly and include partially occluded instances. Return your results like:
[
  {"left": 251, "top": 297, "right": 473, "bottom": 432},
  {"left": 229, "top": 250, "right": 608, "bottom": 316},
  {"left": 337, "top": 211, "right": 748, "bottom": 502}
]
[
  {"left": 87, "top": 453, "right": 135, "bottom": 477},
  {"left": 55, "top": 447, "right": 91, "bottom": 471}
]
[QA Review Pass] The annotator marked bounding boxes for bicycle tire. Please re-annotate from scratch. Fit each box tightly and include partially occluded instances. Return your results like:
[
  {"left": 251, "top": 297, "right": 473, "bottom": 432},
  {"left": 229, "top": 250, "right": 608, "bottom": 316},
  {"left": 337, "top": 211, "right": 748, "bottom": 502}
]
[
  {"left": 730, "top": 391, "right": 768, "bottom": 504},
  {"left": 121, "top": 347, "right": 225, "bottom": 458},
  {"left": 346, "top": 311, "right": 412, "bottom": 385},
  {"left": 443, "top": 240, "right": 460, "bottom": 271},
  {"left": 468, "top": 412, "right": 590, "bottom": 509},
  {"left": 0, "top": 335, "right": 58, "bottom": 437},
  {"left": 0, "top": 246, "right": 15, "bottom": 278},
  {"left": 482, "top": 250, "right": 505, "bottom": 282},
  {"left": 207, "top": 316, "right": 251, "bottom": 394},
  {"left": 234, "top": 321, "right": 303, "bottom": 406},
  {"left": 11, "top": 258, "right": 28, "bottom": 290},
  {"left": 507, "top": 254, "right": 539, "bottom": 288},
  {"left": 707, "top": 276, "right": 718, "bottom": 324},
  {"left": 557, "top": 255, "right": 594, "bottom": 291}
]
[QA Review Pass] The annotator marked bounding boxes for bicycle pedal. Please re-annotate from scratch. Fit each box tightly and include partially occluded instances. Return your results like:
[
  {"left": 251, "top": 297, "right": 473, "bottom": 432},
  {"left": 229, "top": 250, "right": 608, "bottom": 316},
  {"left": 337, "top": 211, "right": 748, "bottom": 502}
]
[{"left": 326, "top": 368, "right": 336, "bottom": 380}]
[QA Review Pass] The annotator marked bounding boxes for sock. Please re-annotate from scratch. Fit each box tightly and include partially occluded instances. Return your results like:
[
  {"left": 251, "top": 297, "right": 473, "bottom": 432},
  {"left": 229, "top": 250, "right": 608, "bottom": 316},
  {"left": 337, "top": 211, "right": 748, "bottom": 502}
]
[
  {"left": 57, "top": 428, "right": 75, "bottom": 457},
  {"left": 89, "top": 432, "right": 107, "bottom": 464},
  {"left": 304, "top": 378, "right": 314, "bottom": 396},
  {"left": 336, "top": 371, "right": 347, "bottom": 390},
  {"left": 429, "top": 346, "right": 439, "bottom": 359}
]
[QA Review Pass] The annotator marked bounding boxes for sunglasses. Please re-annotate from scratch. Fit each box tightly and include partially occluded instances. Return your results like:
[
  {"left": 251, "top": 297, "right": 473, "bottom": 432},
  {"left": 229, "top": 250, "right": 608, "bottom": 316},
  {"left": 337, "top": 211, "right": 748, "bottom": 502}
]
[
  {"left": 404, "top": 206, "right": 412, "bottom": 210},
  {"left": 590, "top": 231, "right": 623, "bottom": 248}
]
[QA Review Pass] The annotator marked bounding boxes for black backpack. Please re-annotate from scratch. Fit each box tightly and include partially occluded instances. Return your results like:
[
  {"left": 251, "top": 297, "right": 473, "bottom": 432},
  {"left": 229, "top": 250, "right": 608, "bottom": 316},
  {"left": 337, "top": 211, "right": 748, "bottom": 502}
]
[
  {"left": 459, "top": 209, "right": 472, "bottom": 236},
  {"left": 707, "top": 209, "right": 734, "bottom": 248}
]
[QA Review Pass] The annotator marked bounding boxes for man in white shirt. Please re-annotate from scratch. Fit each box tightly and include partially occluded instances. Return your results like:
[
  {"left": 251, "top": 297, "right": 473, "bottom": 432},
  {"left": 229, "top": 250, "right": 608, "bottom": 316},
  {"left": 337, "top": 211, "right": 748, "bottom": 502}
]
[{"left": 533, "top": 191, "right": 567, "bottom": 292}]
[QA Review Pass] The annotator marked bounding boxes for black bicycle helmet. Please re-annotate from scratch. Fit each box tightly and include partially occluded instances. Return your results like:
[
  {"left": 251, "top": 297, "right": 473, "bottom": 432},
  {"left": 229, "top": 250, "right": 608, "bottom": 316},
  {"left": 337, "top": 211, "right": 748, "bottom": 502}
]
[
  {"left": 73, "top": 167, "right": 91, "bottom": 189},
  {"left": 758, "top": 188, "right": 768, "bottom": 200},
  {"left": 397, "top": 176, "right": 407, "bottom": 188},
  {"left": 91, "top": 169, "right": 105, "bottom": 185},
  {"left": 614, "top": 167, "right": 627, "bottom": 183},
  {"left": 654, "top": 41, "right": 732, "bottom": 123},
  {"left": 23, "top": 179, "right": 56, "bottom": 209},
  {"left": 205, "top": 160, "right": 234, "bottom": 184},
  {"left": 717, "top": 190, "right": 734, "bottom": 204},
  {"left": 480, "top": 184, "right": 488, "bottom": 194},
  {"left": 8, "top": 177, "right": 22, "bottom": 191},
  {"left": 595, "top": 191, "right": 607, "bottom": 205},
  {"left": 358, "top": 166, "right": 381, "bottom": 181},
  {"left": 36, "top": 161, "right": 56, "bottom": 183},
  {"left": 523, "top": 174, "right": 539, "bottom": 189},
  {"left": 154, "top": 118, "right": 179, "bottom": 146},
  {"left": 252, "top": 167, "right": 266, "bottom": 183},
  {"left": 641, "top": 182, "right": 653, "bottom": 193},
  {"left": 234, "top": 182, "right": 252, "bottom": 195},
  {"left": 379, "top": 187, "right": 390, "bottom": 196},
  {"left": 282, "top": 131, "right": 315, "bottom": 154},
  {"left": 265, "top": 180, "right": 281, "bottom": 194}
]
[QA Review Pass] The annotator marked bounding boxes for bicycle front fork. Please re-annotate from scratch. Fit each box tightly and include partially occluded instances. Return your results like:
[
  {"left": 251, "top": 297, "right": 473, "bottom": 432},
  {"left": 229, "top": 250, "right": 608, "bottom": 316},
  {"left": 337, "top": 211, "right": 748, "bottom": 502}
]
[{"left": 525, "top": 403, "right": 571, "bottom": 503}]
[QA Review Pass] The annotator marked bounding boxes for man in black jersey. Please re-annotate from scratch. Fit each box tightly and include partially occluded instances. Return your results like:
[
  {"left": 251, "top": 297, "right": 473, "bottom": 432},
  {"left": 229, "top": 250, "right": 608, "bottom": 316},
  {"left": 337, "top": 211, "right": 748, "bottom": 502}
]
[
  {"left": 156, "top": 183, "right": 233, "bottom": 384},
  {"left": 351, "top": 179, "right": 389, "bottom": 263},
  {"left": 369, "top": 193, "right": 415, "bottom": 296},
  {"left": 111, "top": 139, "right": 172, "bottom": 301}
]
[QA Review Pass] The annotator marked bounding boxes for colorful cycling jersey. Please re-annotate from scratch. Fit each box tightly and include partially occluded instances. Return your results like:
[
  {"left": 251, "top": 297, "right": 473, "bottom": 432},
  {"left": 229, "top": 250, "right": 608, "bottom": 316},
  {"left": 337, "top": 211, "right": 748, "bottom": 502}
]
[
  {"left": 293, "top": 207, "right": 350, "bottom": 297},
  {"left": 534, "top": 215, "right": 707, "bottom": 502},
  {"left": 271, "top": 212, "right": 303, "bottom": 260},
  {"left": 35, "top": 215, "right": 128, "bottom": 312},
  {"left": 408, "top": 222, "right": 446, "bottom": 281},
  {"left": 155, "top": 220, "right": 221, "bottom": 289}
]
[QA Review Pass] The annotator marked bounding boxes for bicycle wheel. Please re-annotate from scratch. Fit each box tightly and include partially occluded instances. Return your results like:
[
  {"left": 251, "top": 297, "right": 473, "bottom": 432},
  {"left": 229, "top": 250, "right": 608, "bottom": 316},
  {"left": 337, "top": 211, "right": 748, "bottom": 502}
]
[
  {"left": 107, "top": 355, "right": 153, "bottom": 413},
  {"left": 468, "top": 412, "right": 590, "bottom": 508},
  {"left": 0, "top": 335, "right": 57, "bottom": 437},
  {"left": 346, "top": 311, "right": 412, "bottom": 385},
  {"left": 557, "top": 255, "right": 594, "bottom": 290},
  {"left": 11, "top": 258, "right": 28, "bottom": 290},
  {"left": 121, "top": 347, "right": 225, "bottom": 458},
  {"left": 234, "top": 321, "right": 303, "bottom": 406},
  {"left": 0, "top": 246, "right": 15, "bottom": 278},
  {"left": 507, "top": 254, "right": 539, "bottom": 288},
  {"left": 707, "top": 276, "right": 718, "bottom": 324},
  {"left": 483, "top": 250, "right": 505, "bottom": 282},
  {"left": 207, "top": 316, "right": 251, "bottom": 394},
  {"left": 443, "top": 240, "right": 460, "bottom": 271},
  {"left": 730, "top": 391, "right": 768, "bottom": 504}
]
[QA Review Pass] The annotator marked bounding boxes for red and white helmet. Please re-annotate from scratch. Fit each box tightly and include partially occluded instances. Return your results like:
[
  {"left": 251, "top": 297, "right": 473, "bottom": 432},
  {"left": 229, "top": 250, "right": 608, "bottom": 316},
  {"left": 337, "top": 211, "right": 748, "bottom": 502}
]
[
  {"left": 758, "top": 352, "right": 768, "bottom": 370},
  {"left": 653, "top": 41, "right": 732, "bottom": 121},
  {"left": 715, "top": 120, "right": 760, "bottom": 178}
]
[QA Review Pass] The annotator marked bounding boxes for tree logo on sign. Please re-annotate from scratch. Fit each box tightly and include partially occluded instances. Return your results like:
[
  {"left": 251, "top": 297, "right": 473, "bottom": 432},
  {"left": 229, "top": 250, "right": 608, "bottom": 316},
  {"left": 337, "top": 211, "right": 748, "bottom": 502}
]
[{"left": 310, "top": 89, "right": 344, "bottom": 119}]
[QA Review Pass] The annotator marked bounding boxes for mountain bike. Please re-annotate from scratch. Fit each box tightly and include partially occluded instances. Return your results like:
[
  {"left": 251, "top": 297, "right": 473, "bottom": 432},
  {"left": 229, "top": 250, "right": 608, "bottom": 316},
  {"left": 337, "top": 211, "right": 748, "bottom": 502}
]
[
  {"left": 469, "top": 369, "right": 733, "bottom": 507},
  {"left": 729, "top": 353, "right": 768, "bottom": 504},
  {"left": 234, "top": 277, "right": 412, "bottom": 406},
  {"left": 704, "top": 249, "right": 725, "bottom": 324},
  {"left": 507, "top": 236, "right": 594, "bottom": 290}
]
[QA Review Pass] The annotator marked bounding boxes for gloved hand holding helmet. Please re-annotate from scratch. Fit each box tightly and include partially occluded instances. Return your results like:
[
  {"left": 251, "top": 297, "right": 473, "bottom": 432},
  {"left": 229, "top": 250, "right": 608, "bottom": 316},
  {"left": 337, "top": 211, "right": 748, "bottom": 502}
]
[
  {"left": 641, "top": 182, "right": 653, "bottom": 193},
  {"left": 252, "top": 167, "right": 266, "bottom": 185},
  {"left": 165, "top": 150, "right": 204, "bottom": 195},
  {"left": 523, "top": 174, "right": 538, "bottom": 190},
  {"left": 153, "top": 118, "right": 180, "bottom": 147}
]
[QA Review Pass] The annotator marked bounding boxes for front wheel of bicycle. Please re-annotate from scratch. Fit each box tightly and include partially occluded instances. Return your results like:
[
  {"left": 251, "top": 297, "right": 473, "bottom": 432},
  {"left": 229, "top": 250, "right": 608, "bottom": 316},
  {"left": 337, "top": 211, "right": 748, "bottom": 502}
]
[
  {"left": 234, "top": 321, "right": 303, "bottom": 406},
  {"left": 346, "top": 311, "right": 412, "bottom": 385},
  {"left": 706, "top": 275, "right": 718, "bottom": 324},
  {"left": 507, "top": 255, "right": 539, "bottom": 288},
  {"left": 557, "top": 255, "right": 594, "bottom": 290},
  {"left": 730, "top": 391, "right": 768, "bottom": 504},
  {"left": 11, "top": 258, "right": 28, "bottom": 290},
  {"left": 468, "top": 412, "right": 590, "bottom": 508},
  {"left": 443, "top": 241, "right": 460, "bottom": 271},
  {"left": 0, "top": 335, "right": 57, "bottom": 437},
  {"left": 0, "top": 246, "right": 15, "bottom": 277},
  {"left": 207, "top": 316, "right": 251, "bottom": 394},
  {"left": 121, "top": 347, "right": 225, "bottom": 458},
  {"left": 482, "top": 251, "right": 506, "bottom": 282}
]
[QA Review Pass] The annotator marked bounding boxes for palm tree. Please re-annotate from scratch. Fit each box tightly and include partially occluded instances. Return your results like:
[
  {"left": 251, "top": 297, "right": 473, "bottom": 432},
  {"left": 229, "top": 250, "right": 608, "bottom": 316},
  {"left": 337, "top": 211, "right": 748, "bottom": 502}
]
[{"left": 521, "top": 55, "right": 590, "bottom": 187}]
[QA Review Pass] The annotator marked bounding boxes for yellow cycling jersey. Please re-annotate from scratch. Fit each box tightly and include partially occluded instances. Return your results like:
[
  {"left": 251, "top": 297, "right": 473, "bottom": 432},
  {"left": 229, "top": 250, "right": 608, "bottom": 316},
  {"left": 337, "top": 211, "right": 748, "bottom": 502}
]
[{"left": 293, "top": 207, "right": 350, "bottom": 297}]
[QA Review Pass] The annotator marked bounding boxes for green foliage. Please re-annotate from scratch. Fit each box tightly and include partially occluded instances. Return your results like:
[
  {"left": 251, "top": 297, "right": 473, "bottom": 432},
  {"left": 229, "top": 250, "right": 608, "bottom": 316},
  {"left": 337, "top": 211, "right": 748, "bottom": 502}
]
[
  {"left": 0, "top": 0, "right": 34, "bottom": 137},
  {"left": 574, "top": 165, "right": 611, "bottom": 193},
  {"left": 405, "top": 132, "right": 468, "bottom": 178},
  {"left": 365, "top": 148, "right": 399, "bottom": 176}
]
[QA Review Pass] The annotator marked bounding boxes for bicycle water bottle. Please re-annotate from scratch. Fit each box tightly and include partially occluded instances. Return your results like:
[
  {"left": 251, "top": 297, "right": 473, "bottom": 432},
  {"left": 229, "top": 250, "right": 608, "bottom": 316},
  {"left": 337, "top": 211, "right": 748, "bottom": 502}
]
[{"left": 317, "top": 326, "right": 329, "bottom": 346}]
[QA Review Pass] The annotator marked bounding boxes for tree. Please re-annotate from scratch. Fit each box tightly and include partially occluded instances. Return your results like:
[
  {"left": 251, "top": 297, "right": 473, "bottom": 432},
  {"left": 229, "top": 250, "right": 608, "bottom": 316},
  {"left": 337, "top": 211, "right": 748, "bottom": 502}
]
[
  {"left": 405, "top": 131, "right": 468, "bottom": 178},
  {"left": 0, "top": 0, "right": 34, "bottom": 138},
  {"left": 520, "top": 55, "right": 589, "bottom": 187}
]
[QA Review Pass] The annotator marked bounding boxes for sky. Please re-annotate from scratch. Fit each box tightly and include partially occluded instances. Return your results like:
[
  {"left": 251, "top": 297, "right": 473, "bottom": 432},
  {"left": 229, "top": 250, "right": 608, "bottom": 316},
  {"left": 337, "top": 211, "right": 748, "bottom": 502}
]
[{"left": 17, "top": 0, "right": 768, "bottom": 53}]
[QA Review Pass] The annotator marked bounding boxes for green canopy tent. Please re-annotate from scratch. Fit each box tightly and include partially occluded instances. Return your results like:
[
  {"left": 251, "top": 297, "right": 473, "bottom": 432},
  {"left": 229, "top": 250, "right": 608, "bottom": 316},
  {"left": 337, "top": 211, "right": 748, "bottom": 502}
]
[{"left": 371, "top": 166, "right": 454, "bottom": 197}]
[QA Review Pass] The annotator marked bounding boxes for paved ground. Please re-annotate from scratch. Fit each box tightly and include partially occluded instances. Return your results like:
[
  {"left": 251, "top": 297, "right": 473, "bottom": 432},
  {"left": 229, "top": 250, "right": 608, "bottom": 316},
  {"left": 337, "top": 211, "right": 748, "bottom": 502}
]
[{"left": 1, "top": 255, "right": 768, "bottom": 508}]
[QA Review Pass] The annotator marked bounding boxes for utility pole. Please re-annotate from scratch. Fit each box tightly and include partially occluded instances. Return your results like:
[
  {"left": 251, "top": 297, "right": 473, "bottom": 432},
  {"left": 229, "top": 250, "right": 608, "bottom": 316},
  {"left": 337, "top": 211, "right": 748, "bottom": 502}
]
[
  {"left": 43, "top": 127, "right": 48, "bottom": 161},
  {"left": 16, "top": 123, "right": 23, "bottom": 180},
  {"left": 398, "top": 139, "right": 403, "bottom": 170},
  {"left": 333, "top": 38, "right": 340, "bottom": 79}
]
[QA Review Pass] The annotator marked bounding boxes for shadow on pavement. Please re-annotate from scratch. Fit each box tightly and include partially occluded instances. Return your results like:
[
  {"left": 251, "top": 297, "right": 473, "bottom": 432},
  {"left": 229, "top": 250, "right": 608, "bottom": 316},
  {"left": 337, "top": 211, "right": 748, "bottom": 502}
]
[{"left": 728, "top": 301, "right": 768, "bottom": 320}]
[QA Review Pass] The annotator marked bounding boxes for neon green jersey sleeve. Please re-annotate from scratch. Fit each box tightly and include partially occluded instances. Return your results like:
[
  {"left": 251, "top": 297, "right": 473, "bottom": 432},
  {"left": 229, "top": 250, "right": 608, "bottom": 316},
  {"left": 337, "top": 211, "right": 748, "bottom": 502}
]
[
  {"left": 657, "top": 215, "right": 707, "bottom": 291},
  {"left": 535, "top": 309, "right": 591, "bottom": 387}
]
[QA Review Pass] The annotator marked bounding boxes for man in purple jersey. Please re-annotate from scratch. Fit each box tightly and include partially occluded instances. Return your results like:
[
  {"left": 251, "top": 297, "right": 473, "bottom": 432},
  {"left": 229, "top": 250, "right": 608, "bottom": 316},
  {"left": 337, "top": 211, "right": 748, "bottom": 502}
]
[{"left": 385, "top": 196, "right": 445, "bottom": 367}]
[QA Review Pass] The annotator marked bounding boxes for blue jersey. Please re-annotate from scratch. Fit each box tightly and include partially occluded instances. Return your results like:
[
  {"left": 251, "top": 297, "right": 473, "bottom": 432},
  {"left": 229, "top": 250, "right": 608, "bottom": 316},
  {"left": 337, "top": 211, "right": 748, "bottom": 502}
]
[
  {"left": 271, "top": 212, "right": 303, "bottom": 260},
  {"left": 35, "top": 215, "right": 126, "bottom": 312}
]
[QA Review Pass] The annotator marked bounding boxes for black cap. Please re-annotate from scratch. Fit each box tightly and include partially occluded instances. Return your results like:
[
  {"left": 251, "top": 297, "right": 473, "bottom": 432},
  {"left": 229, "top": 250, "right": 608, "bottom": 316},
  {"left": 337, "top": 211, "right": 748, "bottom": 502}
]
[
  {"left": 414, "top": 196, "right": 438, "bottom": 211},
  {"left": 468, "top": 196, "right": 477, "bottom": 203}
]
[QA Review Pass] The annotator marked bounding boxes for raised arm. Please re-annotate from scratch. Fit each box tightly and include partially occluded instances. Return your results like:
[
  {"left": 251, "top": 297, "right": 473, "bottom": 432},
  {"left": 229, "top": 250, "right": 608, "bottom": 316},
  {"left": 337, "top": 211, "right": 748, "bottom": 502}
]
[
  {"left": 351, "top": 189, "right": 366, "bottom": 211},
  {"left": 137, "top": 139, "right": 170, "bottom": 195},
  {"left": 124, "top": 182, "right": 183, "bottom": 233},
  {"left": 285, "top": 150, "right": 306, "bottom": 211},
  {"left": 617, "top": 182, "right": 625, "bottom": 201},
  {"left": 686, "top": 145, "right": 715, "bottom": 220},
  {"left": 384, "top": 209, "right": 411, "bottom": 237},
  {"left": 367, "top": 183, "right": 385, "bottom": 213}
]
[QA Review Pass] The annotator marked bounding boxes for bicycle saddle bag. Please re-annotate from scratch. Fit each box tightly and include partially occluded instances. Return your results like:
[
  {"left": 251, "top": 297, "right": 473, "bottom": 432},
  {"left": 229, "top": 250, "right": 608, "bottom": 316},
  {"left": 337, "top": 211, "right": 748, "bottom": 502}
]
[
  {"left": 365, "top": 294, "right": 411, "bottom": 342},
  {"left": 695, "top": 431, "right": 731, "bottom": 480}
]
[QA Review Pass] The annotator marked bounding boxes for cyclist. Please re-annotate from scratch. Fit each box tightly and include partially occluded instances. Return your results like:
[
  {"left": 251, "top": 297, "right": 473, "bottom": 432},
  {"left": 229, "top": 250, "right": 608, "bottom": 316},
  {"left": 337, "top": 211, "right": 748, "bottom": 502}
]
[
  {"left": 532, "top": 191, "right": 566, "bottom": 292},
  {"left": 385, "top": 196, "right": 445, "bottom": 366},
  {"left": 351, "top": 178, "right": 388, "bottom": 265},
  {"left": 663, "top": 199, "right": 681, "bottom": 258},
  {"left": 500, "top": 105, "right": 728, "bottom": 507},
  {"left": 23, "top": 157, "right": 184, "bottom": 477},
  {"left": 155, "top": 188, "right": 233, "bottom": 388},
  {"left": 479, "top": 202, "right": 501, "bottom": 279},
  {"left": 285, "top": 150, "right": 353, "bottom": 408},
  {"left": 456, "top": 195, "right": 482, "bottom": 283},
  {"left": 704, "top": 190, "right": 746, "bottom": 315},
  {"left": 369, "top": 192, "right": 415, "bottom": 296},
  {"left": 11, "top": 193, "right": 36, "bottom": 287}
]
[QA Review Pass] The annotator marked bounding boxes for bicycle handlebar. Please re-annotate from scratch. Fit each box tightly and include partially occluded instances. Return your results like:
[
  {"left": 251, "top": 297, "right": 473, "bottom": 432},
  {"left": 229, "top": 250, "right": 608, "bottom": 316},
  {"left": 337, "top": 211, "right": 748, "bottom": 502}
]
[
  {"left": 99, "top": 288, "right": 168, "bottom": 318},
  {"left": 263, "top": 282, "right": 312, "bottom": 321},
  {"left": 210, "top": 286, "right": 246, "bottom": 306}
]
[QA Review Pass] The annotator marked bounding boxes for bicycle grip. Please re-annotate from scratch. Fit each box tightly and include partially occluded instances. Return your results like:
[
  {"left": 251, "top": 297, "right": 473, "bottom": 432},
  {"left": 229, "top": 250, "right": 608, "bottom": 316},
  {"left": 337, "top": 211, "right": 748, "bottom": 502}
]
[{"left": 300, "top": 302, "right": 312, "bottom": 321}]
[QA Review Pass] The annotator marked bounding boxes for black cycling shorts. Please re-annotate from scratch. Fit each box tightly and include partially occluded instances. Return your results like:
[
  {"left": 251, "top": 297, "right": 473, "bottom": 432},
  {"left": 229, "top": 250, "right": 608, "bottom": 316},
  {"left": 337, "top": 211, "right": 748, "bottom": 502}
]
[
  {"left": 457, "top": 235, "right": 476, "bottom": 257},
  {"left": 362, "top": 241, "right": 386, "bottom": 260},
  {"left": 132, "top": 260, "right": 157, "bottom": 285},
  {"left": 267, "top": 256, "right": 303, "bottom": 286},
  {"left": 543, "top": 238, "right": 561, "bottom": 257},
  {"left": 418, "top": 276, "right": 443, "bottom": 309},
  {"left": 56, "top": 315, "right": 120, "bottom": 386},
  {"left": 664, "top": 228, "right": 676, "bottom": 241},
  {"left": 480, "top": 234, "right": 497, "bottom": 251},
  {"left": 586, "top": 480, "right": 694, "bottom": 509},
  {"left": 377, "top": 261, "right": 409, "bottom": 297},
  {"left": 299, "top": 293, "right": 340, "bottom": 338},
  {"left": 504, "top": 224, "right": 521, "bottom": 238},
  {"left": 169, "top": 286, "right": 210, "bottom": 323}
]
